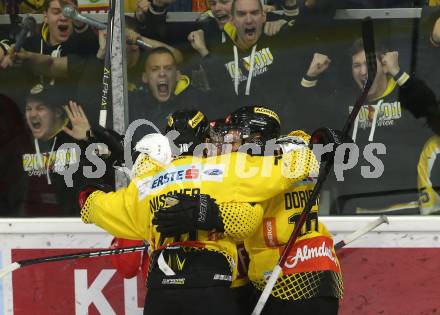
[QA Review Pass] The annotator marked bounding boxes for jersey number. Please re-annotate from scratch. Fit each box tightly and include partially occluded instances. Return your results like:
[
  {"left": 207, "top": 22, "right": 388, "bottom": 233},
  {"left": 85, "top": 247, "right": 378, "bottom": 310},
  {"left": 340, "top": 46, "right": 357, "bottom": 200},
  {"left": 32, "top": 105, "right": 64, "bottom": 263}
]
[{"left": 288, "top": 212, "right": 319, "bottom": 236}]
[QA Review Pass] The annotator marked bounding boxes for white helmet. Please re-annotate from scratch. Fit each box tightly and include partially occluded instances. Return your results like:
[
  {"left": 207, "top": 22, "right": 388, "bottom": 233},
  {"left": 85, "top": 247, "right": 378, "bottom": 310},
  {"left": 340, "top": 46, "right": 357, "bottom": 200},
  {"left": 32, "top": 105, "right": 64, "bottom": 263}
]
[
  {"left": 134, "top": 133, "right": 173, "bottom": 165},
  {"left": 276, "top": 135, "right": 308, "bottom": 153}
]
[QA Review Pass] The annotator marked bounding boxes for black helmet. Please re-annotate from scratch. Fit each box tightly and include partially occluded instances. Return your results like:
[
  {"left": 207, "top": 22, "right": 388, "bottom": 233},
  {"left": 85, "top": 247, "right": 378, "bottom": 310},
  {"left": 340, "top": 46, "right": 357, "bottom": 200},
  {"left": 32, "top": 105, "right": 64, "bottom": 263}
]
[
  {"left": 165, "top": 109, "right": 208, "bottom": 155},
  {"left": 225, "top": 106, "right": 281, "bottom": 142},
  {"left": 208, "top": 118, "right": 230, "bottom": 143}
]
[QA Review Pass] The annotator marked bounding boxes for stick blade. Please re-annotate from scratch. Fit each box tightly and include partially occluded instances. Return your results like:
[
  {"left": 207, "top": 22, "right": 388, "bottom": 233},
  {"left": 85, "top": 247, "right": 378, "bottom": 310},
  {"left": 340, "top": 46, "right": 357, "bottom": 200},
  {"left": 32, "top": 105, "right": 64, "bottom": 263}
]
[
  {"left": 0, "top": 262, "right": 21, "bottom": 279},
  {"left": 356, "top": 201, "right": 419, "bottom": 214},
  {"left": 380, "top": 214, "right": 390, "bottom": 225},
  {"left": 362, "top": 17, "right": 377, "bottom": 89},
  {"left": 335, "top": 215, "right": 390, "bottom": 250}
]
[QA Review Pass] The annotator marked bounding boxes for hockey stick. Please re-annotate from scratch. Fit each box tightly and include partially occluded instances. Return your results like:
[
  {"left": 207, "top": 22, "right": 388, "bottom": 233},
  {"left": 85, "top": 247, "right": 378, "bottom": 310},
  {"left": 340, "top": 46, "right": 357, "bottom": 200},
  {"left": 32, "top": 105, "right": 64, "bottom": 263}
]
[
  {"left": 334, "top": 215, "right": 389, "bottom": 250},
  {"left": 356, "top": 201, "right": 419, "bottom": 214},
  {"left": 99, "top": 0, "right": 116, "bottom": 128},
  {"left": 251, "top": 17, "right": 377, "bottom": 315},
  {"left": 0, "top": 245, "right": 147, "bottom": 279}
]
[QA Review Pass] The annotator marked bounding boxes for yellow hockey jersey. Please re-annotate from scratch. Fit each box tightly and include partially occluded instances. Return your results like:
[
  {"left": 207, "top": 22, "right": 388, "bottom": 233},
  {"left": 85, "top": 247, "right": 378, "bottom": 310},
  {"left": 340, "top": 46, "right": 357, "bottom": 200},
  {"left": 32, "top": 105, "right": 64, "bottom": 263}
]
[
  {"left": 82, "top": 148, "right": 318, "bottom": 280},
  {"left": 418, "top": 135, "right": 440, "bottom": 215},
  {"left": 245, "top": 131, "right": 343, "bottom": 300}
]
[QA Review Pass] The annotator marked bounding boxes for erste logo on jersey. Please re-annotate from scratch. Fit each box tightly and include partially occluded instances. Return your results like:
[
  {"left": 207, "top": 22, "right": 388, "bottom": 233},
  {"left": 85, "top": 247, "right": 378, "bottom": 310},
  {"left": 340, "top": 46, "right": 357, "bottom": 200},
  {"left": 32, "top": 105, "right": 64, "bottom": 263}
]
[
  {"left": 282, "top": 236, "right": 340, "bottom": 274},
  {"left": 150, "top": 165, "right": 200, "bottom": 190},
  {"left": 224, "top": 47, "right": 274, "bottom": 83},
  {"left": 135, "top": 164, "right": 225, "bottom": 199}
]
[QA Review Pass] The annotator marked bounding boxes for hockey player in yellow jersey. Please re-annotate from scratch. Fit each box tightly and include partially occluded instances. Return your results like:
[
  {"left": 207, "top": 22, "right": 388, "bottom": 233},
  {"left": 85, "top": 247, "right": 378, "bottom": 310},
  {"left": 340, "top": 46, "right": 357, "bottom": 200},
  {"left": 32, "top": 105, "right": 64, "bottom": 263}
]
[
  {"left": 79, "top": 109, "right": 318, "bottom": 315},
  {"left": 418, "top": 135, "right": 440, "bottom": 215},
  {"left": 154, "top": 106, "right": 343, "bottom": 315},
  {"left": 246, "top": 129, "right": 343, "bottom": 315},
  {"left": 215, "top": 107, "right": 285, "bottom": 314},
  {"left": 223, "top": 107, "right": 343, "bottom": 315}
]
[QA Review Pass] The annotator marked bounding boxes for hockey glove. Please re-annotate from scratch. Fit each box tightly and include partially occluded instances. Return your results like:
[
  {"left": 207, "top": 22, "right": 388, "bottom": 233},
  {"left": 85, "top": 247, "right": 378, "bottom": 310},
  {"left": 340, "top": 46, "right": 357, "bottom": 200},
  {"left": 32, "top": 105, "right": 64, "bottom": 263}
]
[
  {"left": 110, "top": 237, "right": 145, "bottom": 279},
  {"left": 152, "top": 193, "right": 225, "bottom": 237},
  {"left": 310, "top": 127, "right": 352, "bottom": 162},
  {"left": 89, "top": 125, "right": 124, "bottom": 163}
]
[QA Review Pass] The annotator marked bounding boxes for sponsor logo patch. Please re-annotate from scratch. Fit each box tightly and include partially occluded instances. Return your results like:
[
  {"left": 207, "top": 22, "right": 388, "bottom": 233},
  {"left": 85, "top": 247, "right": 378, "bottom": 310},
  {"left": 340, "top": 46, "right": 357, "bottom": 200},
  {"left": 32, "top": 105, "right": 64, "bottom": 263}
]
[
  {"left": 136, "top": 164, "right": 225, "bottom": 197},
  {"left": 201, "top": 164, "right": 225, "bottom": 182},
  {"left": 188, "top": 111, "right": 205, "bottom": 128},
  {"left": 135, "top": 177, "right": 152, "bottom": 201},
  {"left": 185, "top": 167, "right": 199, "bottom": 179},
  {"left": 282, "top": 236, "right": 339, "bottom": 274},
  {"left": 150, "top": 165, "right": 201, "bottom": 190},
  {"left": 162, "top": 278, "right": 186, "bottom": 285},
  {"left": 203, "top": 169, "right": 223, "bottom": 176},
  {"left": 213, "top": 274, "right": 232, "bottom": 281},
  {"left": 263, "top": 218, "right": 278, "bottom": 248},
  {"left": 254, "top": 107, "right": 280, "bottom": 124}
]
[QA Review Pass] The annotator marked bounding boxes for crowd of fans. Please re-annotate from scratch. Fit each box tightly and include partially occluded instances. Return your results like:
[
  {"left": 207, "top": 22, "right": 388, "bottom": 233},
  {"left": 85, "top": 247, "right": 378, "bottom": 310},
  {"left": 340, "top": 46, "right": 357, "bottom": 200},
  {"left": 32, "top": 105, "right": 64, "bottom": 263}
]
[
  {"left": 0, "top": 0, "right": 438, "bottom": 14},
  {"left": 0, "top": 0, "right": 440, "bottom": 217}
]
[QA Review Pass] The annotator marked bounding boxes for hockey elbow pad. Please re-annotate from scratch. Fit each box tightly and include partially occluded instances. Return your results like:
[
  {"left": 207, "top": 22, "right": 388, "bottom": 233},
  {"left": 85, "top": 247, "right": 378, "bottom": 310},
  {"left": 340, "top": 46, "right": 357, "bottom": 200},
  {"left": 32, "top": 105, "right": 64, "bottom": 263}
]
[{"left": 77, "top": 183, "right": 112, "bottom": 209}]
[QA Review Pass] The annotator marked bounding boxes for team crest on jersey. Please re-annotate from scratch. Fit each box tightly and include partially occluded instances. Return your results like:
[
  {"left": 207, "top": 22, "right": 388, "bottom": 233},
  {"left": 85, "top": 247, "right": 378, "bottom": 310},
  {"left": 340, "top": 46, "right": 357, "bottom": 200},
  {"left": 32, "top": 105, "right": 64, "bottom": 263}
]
[{"left": 224, "top": 47, "right": 274, "bottom": 83}]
